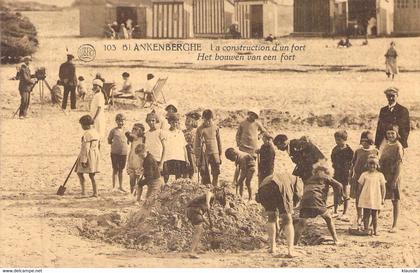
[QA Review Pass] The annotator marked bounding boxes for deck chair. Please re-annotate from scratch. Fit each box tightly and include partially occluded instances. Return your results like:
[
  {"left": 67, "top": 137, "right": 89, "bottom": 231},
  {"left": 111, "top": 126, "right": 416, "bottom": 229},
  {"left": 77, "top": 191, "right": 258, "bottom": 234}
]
[
  {"left": 141, "top": 77, "right": 168, "bottom": 108},
  {"left": 103, "top": 82, "right": 116, "bottom": 110}
]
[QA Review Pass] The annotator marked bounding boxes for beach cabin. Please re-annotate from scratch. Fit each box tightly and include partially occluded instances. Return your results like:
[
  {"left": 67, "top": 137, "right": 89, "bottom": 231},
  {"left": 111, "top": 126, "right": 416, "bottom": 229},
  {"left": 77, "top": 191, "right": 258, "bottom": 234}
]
[
  {"left": 234, "top": 0, "right": 293, "bottom": 38},
  {"left": 293, "top": 0, "right": 348, "bottom": 36},
  {"left": 348, "top": 0, "right": 394, "bottom": 35},
  {"left": 394, "top": 0, "right": 420, "bottom": 35},
  {"left": 78, "top": 0, "right": 194, "bottom": 38},
  {"left": 193, "top": 0, "right": 235, "bottom": 37}
]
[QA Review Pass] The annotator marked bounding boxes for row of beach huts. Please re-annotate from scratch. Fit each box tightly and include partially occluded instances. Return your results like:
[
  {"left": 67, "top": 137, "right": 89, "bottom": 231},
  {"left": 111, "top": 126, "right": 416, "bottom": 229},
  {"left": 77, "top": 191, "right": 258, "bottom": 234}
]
[{"left": 77, "top": 0, "right": 420, "bottom": 38}]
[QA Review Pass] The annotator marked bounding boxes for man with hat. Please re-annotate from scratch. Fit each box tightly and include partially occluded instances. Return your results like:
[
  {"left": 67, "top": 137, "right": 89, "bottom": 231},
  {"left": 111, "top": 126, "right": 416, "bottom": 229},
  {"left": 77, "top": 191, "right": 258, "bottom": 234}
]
[
  {"left": 17, "top": 56, "right": 37, "bottom": 118},
  {"left": 375, "top": 87, "right": 410, "bottom": 149},
  {"left": 59, "top": 54, "right": 78, "bottom": 110},
  {"left": 236, "top": 108, "right": 267, "bottom": 157}
]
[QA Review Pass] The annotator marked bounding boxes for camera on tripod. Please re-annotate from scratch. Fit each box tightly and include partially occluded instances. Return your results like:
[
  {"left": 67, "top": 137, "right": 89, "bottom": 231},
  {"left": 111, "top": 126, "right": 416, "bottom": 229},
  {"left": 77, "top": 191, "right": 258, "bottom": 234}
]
[{"left": 34, "top": 67, "right": 47, "bottom": 80}]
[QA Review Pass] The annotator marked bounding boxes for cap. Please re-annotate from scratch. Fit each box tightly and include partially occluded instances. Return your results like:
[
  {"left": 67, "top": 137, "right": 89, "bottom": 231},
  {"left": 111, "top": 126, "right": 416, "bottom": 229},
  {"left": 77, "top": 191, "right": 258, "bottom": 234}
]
[
  {"left": 384, "top": 87, "right": 398, "bottom": 96},
  {"left": 248, "top": 108, "right": 260, "bottom": 118},
  {"left": 165, "top": 100, "right": 178, "bottom": 112},
  {"left": 122, "top": 72, "right": 130, "bottom": 78},
  {"left": 67, "top": 54, "right": 75, "bottom": 59},
  {"left": 92, "top": 79, "right": 103, "bottom": 88},
  {"left": 22, "top": 56, "right": 32, "bottom": 62},
  {"left": 147, "top": 73, "right": 154, "bottom": 80}
]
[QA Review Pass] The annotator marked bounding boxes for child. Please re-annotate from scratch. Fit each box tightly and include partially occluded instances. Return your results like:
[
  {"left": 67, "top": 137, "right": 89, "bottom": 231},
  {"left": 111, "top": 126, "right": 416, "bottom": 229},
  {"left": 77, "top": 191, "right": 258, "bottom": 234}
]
[
  {"left": 379, "top": 125, "right": 403, "bottom": 233},
  {"left": 77, "top": 76, "right": 86, "bottom": 100},
  {"left": 183, "top": 111, "right": 201, "bottom": 179},
  {"left": 331, "top": 130, "right": 354, "bottom": 220},
  {"left": 295, "top": 161, "right": 343, "bottom": 245},
  {"left": 349, "top": 130, "right": 379, "bottom": 227},
  {"left": 194, "top": 109, "right": 223, "bottom": 186},
  {"left": 75, "top": 115, "right": 100, "bottom": 197},
  {"left": 257, "top": 132, "right": 275, "bottom": 186},
  {"left": 135, "top": 143, "right": 163, "bottom": 205},
  {"left": 126, "top": 123, "right": 145, "bottom": 194},
  {"left": 236, "top": 108, "right": 267, "bottom": 157},
  {"left": 163, "top": 113, "right": 189, "bottom": 183},
  {"left": 186, "top": 187, "right": 226, "bottom": 259},
  {"left": 385, "top": 41, "right": 398, "bottom": 79},
  {"left": 51, "top": 80, "right": 63, "bottom": 105},
  {"left": 107, "top": 113, "right": 129, "bottom": 192},
  {"left": 225, "top": 148, "right": 256, "bottom": 200},
  {"left": 358, "top": 155, "right": 386, "bottom": 235},
  {"left": 114, "top": 72, "right": 134, "bottom": 99},
  {"left": 144, "top": 111, "right": 166, "bottom": 172}
]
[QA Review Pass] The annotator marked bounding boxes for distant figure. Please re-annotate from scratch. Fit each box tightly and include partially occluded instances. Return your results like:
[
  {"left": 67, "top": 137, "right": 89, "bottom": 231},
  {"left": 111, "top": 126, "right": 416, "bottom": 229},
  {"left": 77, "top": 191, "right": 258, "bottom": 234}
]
[
  {"left": 367, "top": 17, "right": 377, "bottom": 36},
  {"left": 104, "top": 24, "right": 116, "bottom": 39},
  {"left": 59, "top": 54, "right": 77, "bottom": 110},
  {"left": 337, "top": 38, "right": 352, "bottom": 48},
  {"left": 111, "top": 22, "right": 119, "bottom": 37},
  {"left": 113, "top": 72, "right": 134, "bottom": 99},
  {"left": 132, "top": 25, "right": 142, "bottom": 39},
  {"left": 119, "top": 23, "right": 128, "bottom": 39},
  {"left": 17, "top": 56, "right": 37, "bottom": 119},
  {"left": 265, "top": 34, "right": 275, "bottom": 42},
  {"left": 77, "top": 76, "right": 87, "bottom": 100},
  {"left": 228, "top": 23, "right": 241, "bottom": 39},
  {"left": 385, "top": 41, "right": 398, "bottom": 79},
  {"left": 126, "top": 18, "right": 133, "bottom": 39}
]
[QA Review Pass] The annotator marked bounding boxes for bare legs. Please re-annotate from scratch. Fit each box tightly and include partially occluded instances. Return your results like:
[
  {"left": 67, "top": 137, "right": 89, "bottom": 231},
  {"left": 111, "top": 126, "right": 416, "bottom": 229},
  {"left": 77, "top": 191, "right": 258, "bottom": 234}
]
[
  {"left": 390, "top": 200, "right": 399, "bottom": 232},
  {"left": 112, "top": 169, "right": 125, "bottom": 191},
  {"left": 237, "top": 171, "right": 255, "bottom": 200},
  {"left": 190, "top": 224, "right": 204, "bottom": 258},
  {"left": 78, "top": 173, "right": 97, "bottom": 197},
  {"left": 321, "top": 211, "right": 339, "bottom": 244},
  {"left": 266, "top": 213, "right": 295, "bottom": 257}
]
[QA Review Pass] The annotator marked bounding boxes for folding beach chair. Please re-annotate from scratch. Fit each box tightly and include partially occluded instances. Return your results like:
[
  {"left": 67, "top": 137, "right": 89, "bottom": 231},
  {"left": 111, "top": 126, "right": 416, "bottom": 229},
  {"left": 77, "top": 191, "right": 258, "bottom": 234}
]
[{"left": 141, "top": 78, "right": 167, "bottom": 108}]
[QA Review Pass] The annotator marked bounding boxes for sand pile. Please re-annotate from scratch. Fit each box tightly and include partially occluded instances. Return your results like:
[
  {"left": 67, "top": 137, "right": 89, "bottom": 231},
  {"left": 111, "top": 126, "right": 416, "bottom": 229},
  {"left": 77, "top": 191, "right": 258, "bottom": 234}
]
[{"left": 79, "top": 179, "right": 268, "bottom": 253}]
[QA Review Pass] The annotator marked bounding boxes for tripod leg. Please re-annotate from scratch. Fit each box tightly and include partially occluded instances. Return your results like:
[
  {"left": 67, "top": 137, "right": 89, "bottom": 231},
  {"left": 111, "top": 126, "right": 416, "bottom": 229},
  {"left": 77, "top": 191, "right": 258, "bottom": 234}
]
[{"left": 12, "top": 106, "right": 20, "bottom": 118}]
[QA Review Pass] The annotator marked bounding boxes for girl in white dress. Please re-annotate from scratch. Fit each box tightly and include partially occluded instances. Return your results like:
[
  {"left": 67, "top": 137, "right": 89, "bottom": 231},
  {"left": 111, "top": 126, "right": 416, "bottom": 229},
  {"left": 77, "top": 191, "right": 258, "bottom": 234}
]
[{"left": 90, "top": 79, "right": 106, "bottom": 140}]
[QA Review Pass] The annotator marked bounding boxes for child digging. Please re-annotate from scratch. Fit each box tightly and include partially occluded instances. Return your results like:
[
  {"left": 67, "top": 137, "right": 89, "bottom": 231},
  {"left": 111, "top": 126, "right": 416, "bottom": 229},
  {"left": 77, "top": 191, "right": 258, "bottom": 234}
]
[
  {"left": 225, "top": 148, "right": 256, "bottom": 200},
  {"left": 186, "top": 187, "right": 227, "bottom": 259},
  {"left": 126, "top": 123, "right": 145, "bottom": 195},
  {"left": 76, "top": 115, "right": 100, "bottom": 197},
  {"left": 358, "top": 155, "right": 386, "bottom": 235},
  {"left": 331, "top": 130, "right": 354, "bottom": 221},
  {"left": 379, "top": 125, "right": 404, "bottom": 233},
  {"left": 135, "top": 143, "right": 163, "bottom": 206},
  {"left": 294, "top": 161, "right": 344, "bottom": 245},
  {"left": 108, "top": 113, "right": 129, "bottom": 192},
  {"left": 349, "top": 131, "right": 379, "bottom": 228}
]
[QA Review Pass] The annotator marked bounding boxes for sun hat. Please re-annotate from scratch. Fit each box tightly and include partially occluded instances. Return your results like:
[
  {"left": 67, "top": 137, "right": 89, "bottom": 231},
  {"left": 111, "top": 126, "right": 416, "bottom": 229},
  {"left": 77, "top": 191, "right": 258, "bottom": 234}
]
[{"left": 92, "top": 79, "right": 103, "bottom": 88}]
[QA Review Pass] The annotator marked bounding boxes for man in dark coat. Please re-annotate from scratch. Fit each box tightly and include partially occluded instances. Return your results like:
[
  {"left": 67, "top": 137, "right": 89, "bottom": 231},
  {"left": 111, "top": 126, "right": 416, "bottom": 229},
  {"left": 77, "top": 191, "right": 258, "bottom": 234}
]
[
  {"left": 375, "top": 87, "right": 410, "bottom": 149},
  {"left": 18, "top": 56, "right": 37, "bottom": 119},
  {"left": 273, "top": 134, "right": 325, "bottom": 182},
  {"left": 59, "top": 54, "right": 77, "bottom": 110}
]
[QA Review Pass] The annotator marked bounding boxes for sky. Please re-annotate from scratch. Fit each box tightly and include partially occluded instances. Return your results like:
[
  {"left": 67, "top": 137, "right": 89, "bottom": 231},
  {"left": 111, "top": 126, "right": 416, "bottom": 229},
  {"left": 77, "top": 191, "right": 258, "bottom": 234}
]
[{"left": 12, "top": 0, "right": 75, "bottom": 7}]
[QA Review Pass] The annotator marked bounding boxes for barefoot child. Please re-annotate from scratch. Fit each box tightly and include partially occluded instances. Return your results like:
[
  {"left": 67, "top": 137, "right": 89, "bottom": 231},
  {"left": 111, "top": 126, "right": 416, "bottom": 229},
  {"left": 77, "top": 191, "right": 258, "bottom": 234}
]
[
  {"left": 126, "top": 123, "right": 145, "bottom": 194},
  {"left": 186, "top": 187, "right": 226, "bottom": 258},
  {"left": 135, "top": 143, "right": 163, "bottom": 206},
  {"left": 349, "top": 131, "right": 379, "bottom": 227},
  {"left": 225, "top": 148, "right": 256, "bottom": 200},
  {"left": 358, "top": 155, "right": 386, "bottom": 235},
  {"left": 295, "top": 161, "right": 343, "bottom": 245},
  {"left": 183, "top": 111, "right": 201, "bottom": 179},
  {"left": 379, "top": 125, "right": 403, "bottom": 233},
  {"left": 257, "top": 132, "right": 276, "bottom": 186},
  {"left": 144, "top": 111, "right": 166, "bottom": 173},
  {"left": 77, "top": 76, "right": 86, "bottom": 100},
  {"left": 108, "top": 113, "right": 129, "bottom": 192},
  {"left": 331, "top": 130, "right": 354, "bottom": 220},
  {"left": 194, "top": 109, "right": 223, "bottom": 186},
  {"left": 76, "top": 115, "right": 100, "bottom": 197},
  {"left": 163, "top": 113, "right": 189, "bottom": 183}
]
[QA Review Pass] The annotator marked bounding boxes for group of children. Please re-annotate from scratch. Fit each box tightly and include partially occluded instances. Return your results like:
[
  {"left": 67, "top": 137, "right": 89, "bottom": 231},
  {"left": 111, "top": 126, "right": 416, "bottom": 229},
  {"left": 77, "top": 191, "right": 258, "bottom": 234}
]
[{"left": 74, "top": 103, "right": 404, "bottom": 254}]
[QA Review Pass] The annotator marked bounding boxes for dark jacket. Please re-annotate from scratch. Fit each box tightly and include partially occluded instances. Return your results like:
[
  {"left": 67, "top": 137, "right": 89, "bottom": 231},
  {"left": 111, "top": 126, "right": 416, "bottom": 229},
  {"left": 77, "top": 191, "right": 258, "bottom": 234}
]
[
  {"left": 375, "top": 103, "right": 410, "bottom": 148},
  {"left": 18, "top": 64, "right": 35, "bottom": 93},
  {"left": 289, "top": 138, "right": 325, "bottom": 181},
  {"left": 59, "top": 61, "right": 77, "bottom": 86}
]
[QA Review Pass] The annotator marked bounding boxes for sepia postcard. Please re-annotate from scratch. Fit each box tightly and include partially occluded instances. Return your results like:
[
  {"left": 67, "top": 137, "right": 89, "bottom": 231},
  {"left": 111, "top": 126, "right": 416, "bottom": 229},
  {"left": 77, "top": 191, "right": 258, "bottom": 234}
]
[{"left": 0, "top": 0, "right": 419, "bottom": 270}]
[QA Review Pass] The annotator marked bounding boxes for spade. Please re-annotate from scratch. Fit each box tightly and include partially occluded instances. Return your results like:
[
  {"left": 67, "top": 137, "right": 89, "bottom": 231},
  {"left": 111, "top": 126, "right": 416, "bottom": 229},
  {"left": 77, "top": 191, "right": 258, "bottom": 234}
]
[{"left": 57, "top": 157, "right": 79, "bottom": 196}]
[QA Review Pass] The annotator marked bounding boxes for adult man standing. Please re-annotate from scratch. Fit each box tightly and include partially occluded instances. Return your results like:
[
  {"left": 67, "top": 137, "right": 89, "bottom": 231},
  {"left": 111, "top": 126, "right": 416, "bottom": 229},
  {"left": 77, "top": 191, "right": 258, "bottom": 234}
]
[
  {"left": 273, "top": 134, "right": 325, "bottom": 183},
  {"left": 257, "top": 172, "right": 303, "bottom": 257},
  {"left": 375, "top": 87, "right": 410, "bottom": 149},
  {"left": 59, "top": 54, "right": 77, "bottom": 110},
  {"left": 18, "top": 56, "right": 37, "bottom": 119}
]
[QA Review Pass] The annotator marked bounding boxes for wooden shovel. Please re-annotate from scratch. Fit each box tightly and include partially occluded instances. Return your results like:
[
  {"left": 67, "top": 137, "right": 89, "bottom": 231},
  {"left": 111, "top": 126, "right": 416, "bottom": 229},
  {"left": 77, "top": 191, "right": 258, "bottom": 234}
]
[{"left": 57, "top": 157, "right": 79, "bottom": 196}]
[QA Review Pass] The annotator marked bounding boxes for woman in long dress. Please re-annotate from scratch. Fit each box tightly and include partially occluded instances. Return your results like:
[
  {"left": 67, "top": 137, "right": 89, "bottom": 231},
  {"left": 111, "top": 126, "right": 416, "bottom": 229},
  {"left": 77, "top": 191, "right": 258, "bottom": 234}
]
[
  {"left": 90, "top": 79, "right": 106, "bottom": 140},
  {"left": 385, "top": 41, "right": 398, "bottom": 79}
]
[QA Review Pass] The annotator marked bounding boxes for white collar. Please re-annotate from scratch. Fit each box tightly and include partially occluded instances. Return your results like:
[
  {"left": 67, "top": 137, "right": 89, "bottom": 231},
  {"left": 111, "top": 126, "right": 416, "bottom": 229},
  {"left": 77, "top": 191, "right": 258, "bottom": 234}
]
[{"left": 388, "top": 102, "right": 397, "bottom": 109}]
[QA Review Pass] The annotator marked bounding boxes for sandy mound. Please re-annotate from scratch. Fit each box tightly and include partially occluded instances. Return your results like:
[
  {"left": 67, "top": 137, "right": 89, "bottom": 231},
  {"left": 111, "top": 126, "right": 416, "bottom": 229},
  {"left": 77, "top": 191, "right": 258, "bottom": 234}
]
[{"left": 79, "top": 179, "right": 268, "bottom": 253}]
